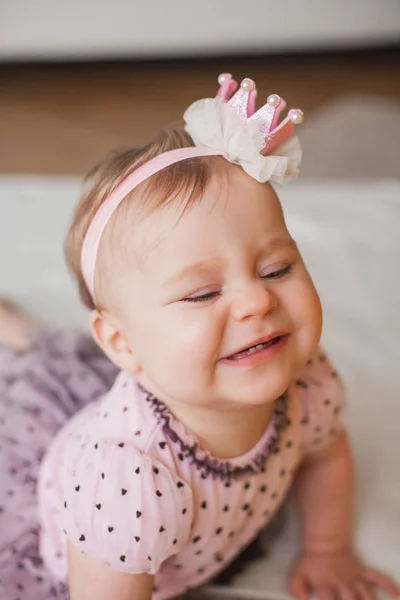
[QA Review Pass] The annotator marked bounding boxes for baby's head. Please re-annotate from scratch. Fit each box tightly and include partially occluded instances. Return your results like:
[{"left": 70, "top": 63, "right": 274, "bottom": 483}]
[{"left": 65, "top": 126, "right": 322, "bottom": 409}]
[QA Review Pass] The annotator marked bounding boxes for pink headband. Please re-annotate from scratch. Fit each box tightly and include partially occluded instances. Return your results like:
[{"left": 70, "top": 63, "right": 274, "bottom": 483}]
[
  {"left": 81, "top": 73, "right": 304, "bottom": 304},
  {"left": 81, "top": 147, "right": 223, "bottom": 302}
]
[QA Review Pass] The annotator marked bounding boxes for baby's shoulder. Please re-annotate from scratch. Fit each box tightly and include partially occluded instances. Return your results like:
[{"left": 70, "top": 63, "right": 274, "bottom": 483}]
[
  {"left": 59, "top": 371, "right": 162, "bottom": 460},
  {"left": 59, "top": 372, "right": 173, "bottom": 501},
  {"left": 287, "top": 346, "right": 347, "bottom": 453},
  {"left": 92, "top": 372, "right": 162, "bottom": 452},
  {"left": 290, "top": 346, "right": 346, "bottom": 401},
  {"left": 60, "top": 373, "right": 194, "bottom": 573}
]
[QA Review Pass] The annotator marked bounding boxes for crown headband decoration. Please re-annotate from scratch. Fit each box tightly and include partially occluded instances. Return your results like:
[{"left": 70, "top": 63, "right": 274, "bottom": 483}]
[
  {"left": 216, "top": 73, "right": 303, "bottom": 154},
  {"left": 81, "top": 73, "right": 304, "bottom": 303},
  {"left": 184, "top": 72, "right": 304, "bottom": 184}
]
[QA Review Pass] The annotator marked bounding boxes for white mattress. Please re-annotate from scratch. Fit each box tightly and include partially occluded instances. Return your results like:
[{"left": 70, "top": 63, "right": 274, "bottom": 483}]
[{"left": 0, "top": 177, "right": 399, "bottom": 594}]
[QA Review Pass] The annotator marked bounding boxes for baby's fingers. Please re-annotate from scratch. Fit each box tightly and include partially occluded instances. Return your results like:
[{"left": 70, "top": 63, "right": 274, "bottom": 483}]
[
  {"left": 316, "top": 586, "right": 337, "bottom": 600},
  {"left": 289, "top": 573, "right": 310, "bottom": 600},
  {"left": 362, "top": 570, "right": 400, "bottom": 598},
  {"left": 337, "top": 584, "right": 358, "bottom": 600},
  {"left": 354, "top": 580, "right": 376, "bottom": 600}
]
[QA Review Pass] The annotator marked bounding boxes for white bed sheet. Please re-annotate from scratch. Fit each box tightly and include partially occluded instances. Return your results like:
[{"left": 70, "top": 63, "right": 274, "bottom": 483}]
[{"left": 0, "top": 177, "right": 399, "bottom": 594}]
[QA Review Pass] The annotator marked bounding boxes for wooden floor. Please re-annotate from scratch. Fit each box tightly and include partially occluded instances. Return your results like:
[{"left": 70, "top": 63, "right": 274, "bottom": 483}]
[{"left": 0, "top": 49, "right": 399, "bottom": 175}]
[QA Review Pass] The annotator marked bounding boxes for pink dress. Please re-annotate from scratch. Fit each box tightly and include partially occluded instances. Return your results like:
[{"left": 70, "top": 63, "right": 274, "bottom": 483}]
[{"left": 38, "top": 347, "right": 346, "bottom": 599}]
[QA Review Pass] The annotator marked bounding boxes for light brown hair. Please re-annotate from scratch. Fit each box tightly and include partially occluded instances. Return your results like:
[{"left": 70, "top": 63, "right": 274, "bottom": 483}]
[{"left": 64, "top": 127, "right": 228, "bottom": 311}]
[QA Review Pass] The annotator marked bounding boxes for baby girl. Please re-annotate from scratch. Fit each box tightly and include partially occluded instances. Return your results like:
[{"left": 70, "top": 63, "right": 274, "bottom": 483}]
[{"left": 1, "top": 73, "right": 399, "bottom": 600}]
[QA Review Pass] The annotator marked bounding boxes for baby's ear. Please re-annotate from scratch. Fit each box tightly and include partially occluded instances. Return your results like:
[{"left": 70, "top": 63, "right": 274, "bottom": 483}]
[{"left": 90, "top": 309, "right": 142, "bottom": 374}]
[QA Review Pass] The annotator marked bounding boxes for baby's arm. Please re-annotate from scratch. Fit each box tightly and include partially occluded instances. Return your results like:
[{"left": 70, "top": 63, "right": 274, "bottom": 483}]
[
  {"left": 290, "top": 433, "right": 399, "bottom": 600},
  {"left": 293, "top": 432, "right": 353, "bottom": 554},
  {"left": 68, "top": 540, "right": 154, "bottom": 600},
  {"left": 60, "top": 441, "right": 193, "bottom": 600}
]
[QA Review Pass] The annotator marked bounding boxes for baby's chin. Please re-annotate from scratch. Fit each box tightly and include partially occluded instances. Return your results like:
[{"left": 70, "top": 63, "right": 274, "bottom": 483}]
[
  {"left": 218, "top": 350, "right": 302, "bottom": 405},
  {"left": 221, "top": 371, "right": 293, "bottom": 407}
]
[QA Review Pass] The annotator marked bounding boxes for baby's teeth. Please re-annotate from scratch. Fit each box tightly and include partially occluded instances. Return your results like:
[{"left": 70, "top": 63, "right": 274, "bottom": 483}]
[
  {"left": 247, "top": 346, "right": 257, "bottom": 354},
  {"left": 247, "top": 344, "right": 264, "bottom": 355}
]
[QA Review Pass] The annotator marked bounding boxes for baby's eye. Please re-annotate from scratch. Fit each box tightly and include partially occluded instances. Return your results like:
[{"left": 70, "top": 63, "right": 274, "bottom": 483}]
[
  {"left": 262, "top": 265, "right": 293, "bottom": 280},
  {"left": 183, "top": 291, "right": 220, "bottom": 303}
]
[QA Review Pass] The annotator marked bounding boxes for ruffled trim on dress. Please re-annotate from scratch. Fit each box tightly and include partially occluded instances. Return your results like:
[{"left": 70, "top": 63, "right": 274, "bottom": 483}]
[{"left": 141, "top": 386, "right": 291, "bottom": 482}]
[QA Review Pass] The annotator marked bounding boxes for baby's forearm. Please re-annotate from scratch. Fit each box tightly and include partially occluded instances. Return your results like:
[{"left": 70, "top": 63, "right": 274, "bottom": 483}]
[
  {"left": 67, "top": 541, "right": 154, "bottom": 600},
  {"left": 293, "top": 433, "right": 354, "bottom": 553}
]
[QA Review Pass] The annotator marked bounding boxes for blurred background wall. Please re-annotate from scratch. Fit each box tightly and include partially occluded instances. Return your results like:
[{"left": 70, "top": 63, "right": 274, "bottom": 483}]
[{"left": 0, "top": 0, "right": 399, "bottom": 177}]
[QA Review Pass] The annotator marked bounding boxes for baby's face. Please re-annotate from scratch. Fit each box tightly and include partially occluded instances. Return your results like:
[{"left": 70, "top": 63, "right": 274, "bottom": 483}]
[{"left": 114, "top": 167, "right": 322, "bottom": 407}]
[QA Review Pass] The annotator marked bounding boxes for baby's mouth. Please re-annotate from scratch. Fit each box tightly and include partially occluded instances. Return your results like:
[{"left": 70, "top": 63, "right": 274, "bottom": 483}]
[{"left": 225, "top": 336, "right": 284, "bottom": 361}]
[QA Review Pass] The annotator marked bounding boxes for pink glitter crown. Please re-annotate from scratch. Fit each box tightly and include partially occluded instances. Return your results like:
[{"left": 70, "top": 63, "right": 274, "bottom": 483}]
[{"left": 216, "top": 73, "right": 304, "bottom": 155}]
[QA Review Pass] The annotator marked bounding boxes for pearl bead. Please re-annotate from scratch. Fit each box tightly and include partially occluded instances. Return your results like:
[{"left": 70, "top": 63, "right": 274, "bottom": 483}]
[
  {"left": 218, "top": 73, "right": 231, "bottom": 85},
  {"left": 290, "top": 110, "right": 304, "bottom": 124},
  {"left": 267, "top": 94, "right": 280, "bottom": 107},
  {"left": 240, "top": 78, "right": 254, "bottom": 91}
]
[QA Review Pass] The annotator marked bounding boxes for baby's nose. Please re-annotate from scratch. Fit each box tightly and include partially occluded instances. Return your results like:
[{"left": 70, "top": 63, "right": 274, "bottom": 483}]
[{"left": 231, "top": 283, "right": 278, "bottom": 322}]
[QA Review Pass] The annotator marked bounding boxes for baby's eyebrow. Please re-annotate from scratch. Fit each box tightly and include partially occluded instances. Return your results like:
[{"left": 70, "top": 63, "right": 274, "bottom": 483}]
[
  {"left": 261, "top": 235, "right": 297, "bottom": 251},
  {"left": 162, "top": 237, "right": 296, "bottom": 288},
  {"left": 162, "top": 261, "right": 216, "bottom": 288}
]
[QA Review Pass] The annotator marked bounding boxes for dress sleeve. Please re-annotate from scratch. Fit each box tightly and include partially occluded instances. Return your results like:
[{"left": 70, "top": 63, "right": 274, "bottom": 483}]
[
  {"left": 60, "top": 439, "right": 193, "bottom": 574},
  {"left": 295, "top": 346, "right": 347, "bottom": 456}
]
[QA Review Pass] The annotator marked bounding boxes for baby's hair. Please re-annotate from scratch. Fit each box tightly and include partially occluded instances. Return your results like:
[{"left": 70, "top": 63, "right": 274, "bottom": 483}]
[{"left": 64, "top": 127, "right": 228, "bottom": 311}]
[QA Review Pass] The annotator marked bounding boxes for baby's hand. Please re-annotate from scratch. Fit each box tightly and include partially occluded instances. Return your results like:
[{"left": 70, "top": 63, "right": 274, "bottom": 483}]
[{"left": 289, "top": 548, "right": 400, "bottom": 600}]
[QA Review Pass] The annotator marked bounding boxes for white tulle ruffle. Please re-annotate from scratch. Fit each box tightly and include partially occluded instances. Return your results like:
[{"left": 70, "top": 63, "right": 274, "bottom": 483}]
[{"left": 184, "top": 97, "right": 302, "bottom": 184}]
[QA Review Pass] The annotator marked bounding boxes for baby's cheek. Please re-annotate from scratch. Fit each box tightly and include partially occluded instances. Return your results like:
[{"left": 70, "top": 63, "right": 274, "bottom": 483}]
[
  {"left": 147, "top": 312, "right": 213, "bottom": 365},
  {"left": 151, "top": 319, "right": 219, "bottom": 401},
  {"left": 178, "top": 319, "right": 219, "bottom": 366},
  {"left": 297, "top": 282, "right": 323, "bottom": 354},
  {"left": 285, "top": 274, "right": 322, "bottom": 348}
]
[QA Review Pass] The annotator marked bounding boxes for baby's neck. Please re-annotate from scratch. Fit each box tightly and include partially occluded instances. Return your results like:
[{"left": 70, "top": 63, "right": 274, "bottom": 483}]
[{"left": 162, "top": 398, "right": 277, "bottom": 460}]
